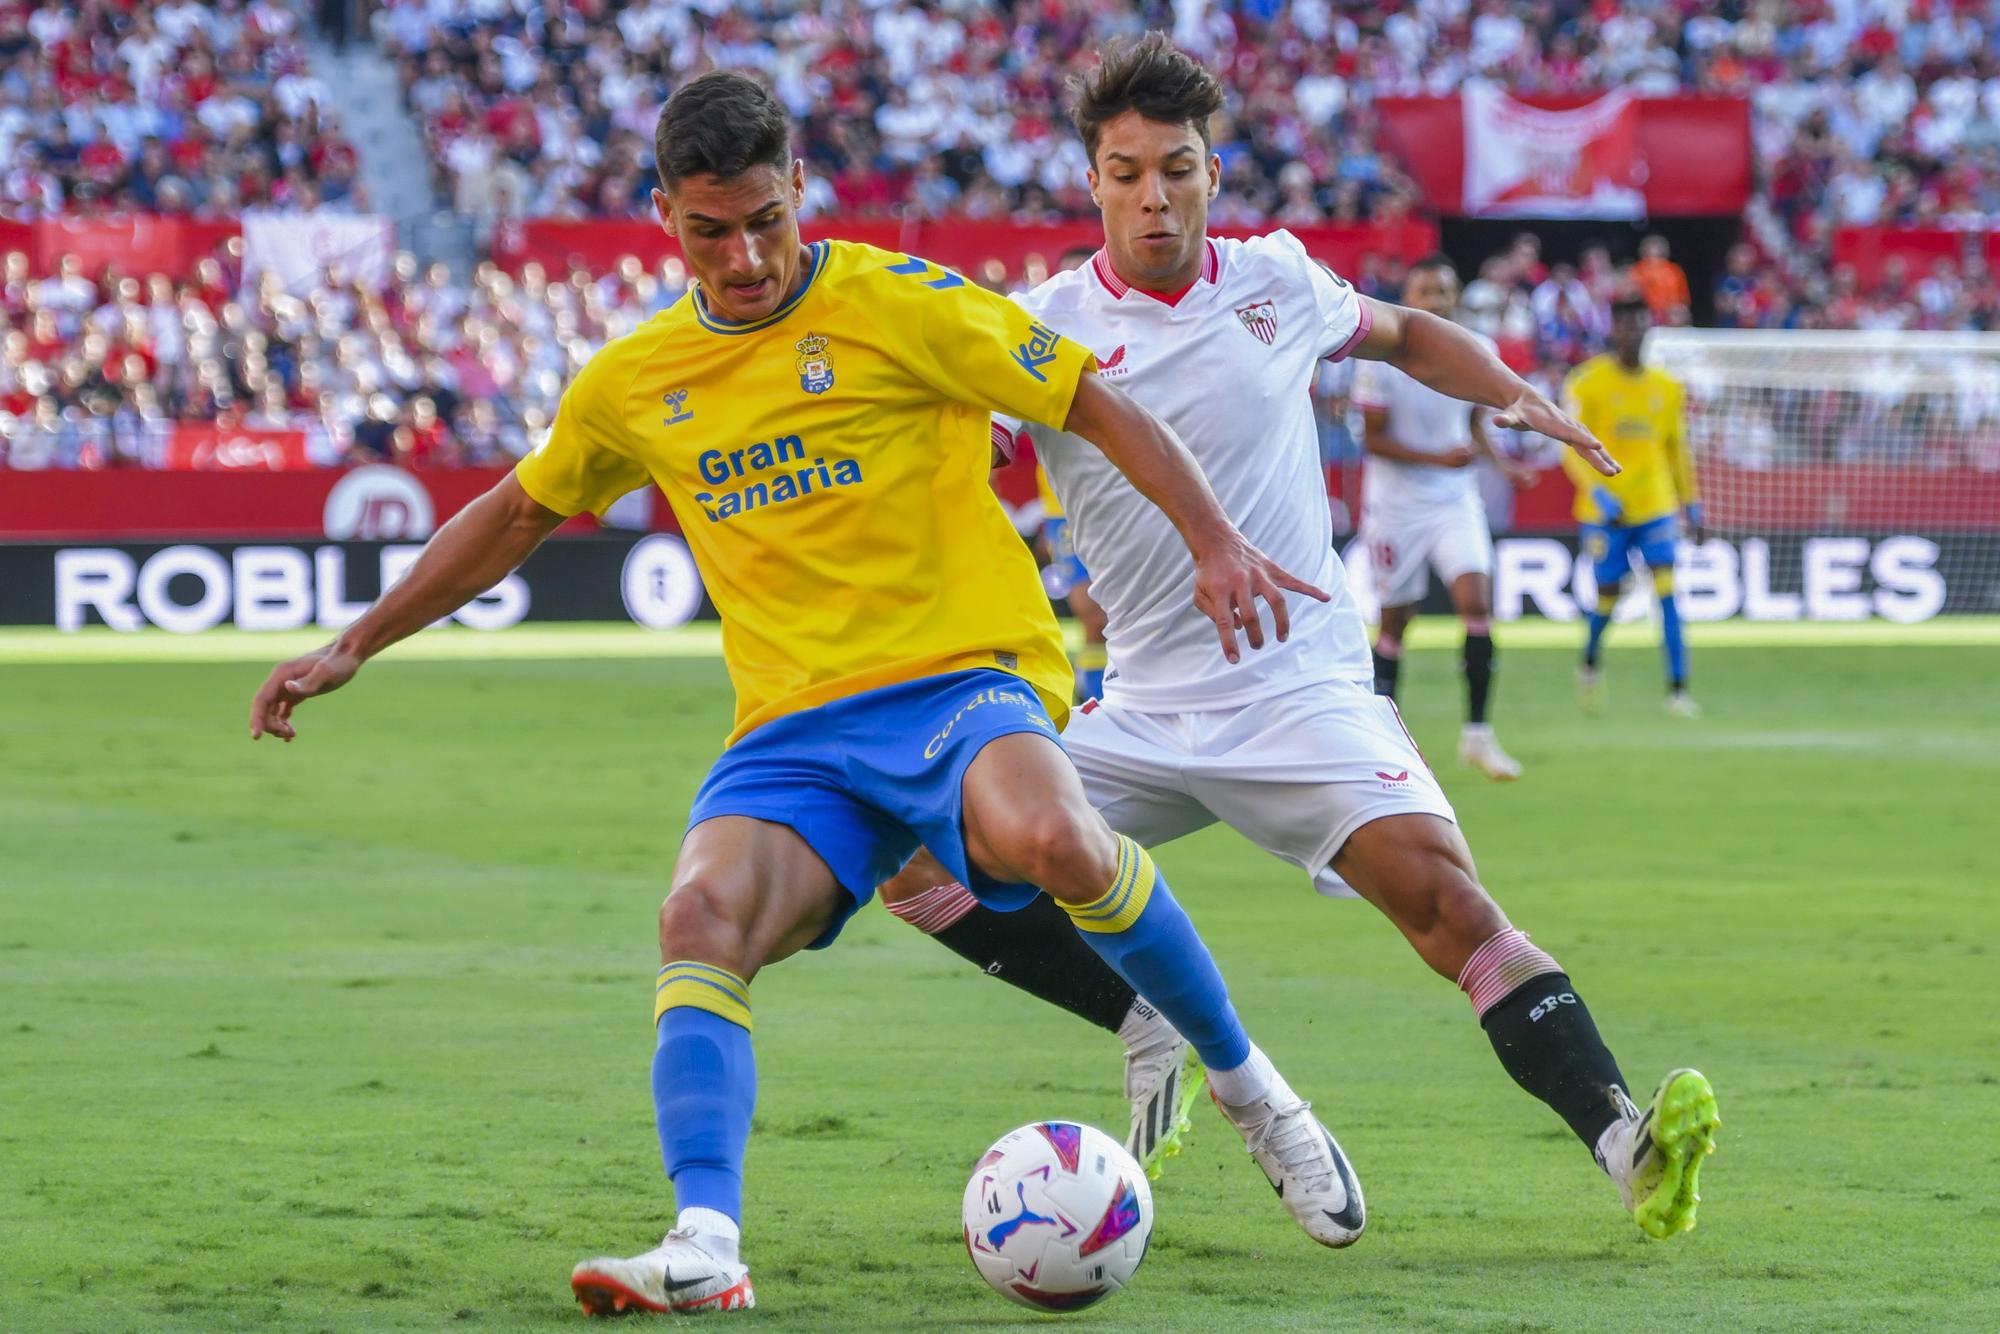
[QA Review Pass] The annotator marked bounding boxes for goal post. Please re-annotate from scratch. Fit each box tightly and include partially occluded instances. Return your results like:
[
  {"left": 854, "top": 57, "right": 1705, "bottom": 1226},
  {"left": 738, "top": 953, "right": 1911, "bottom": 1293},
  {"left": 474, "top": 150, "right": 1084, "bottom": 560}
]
[{"left": 1643, "top": 329, "right": 2000, "bottom": 621}]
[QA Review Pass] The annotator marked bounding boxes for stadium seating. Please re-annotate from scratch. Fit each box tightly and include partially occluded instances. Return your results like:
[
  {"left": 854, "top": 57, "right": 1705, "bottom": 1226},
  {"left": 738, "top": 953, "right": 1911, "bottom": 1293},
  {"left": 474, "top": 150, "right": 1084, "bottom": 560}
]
[{"left": 4, "top": 0, "right": 2000, "bottom": 463}]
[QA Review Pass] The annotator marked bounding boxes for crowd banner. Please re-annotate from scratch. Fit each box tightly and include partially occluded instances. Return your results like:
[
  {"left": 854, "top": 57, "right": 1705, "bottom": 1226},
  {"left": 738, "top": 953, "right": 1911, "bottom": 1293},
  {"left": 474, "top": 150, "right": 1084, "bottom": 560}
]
[
  {"left": 1462, "top": 86, "right": 1644, "bottom": 220},
  {"left": 1378, "top": 95, "right": 1751, "bottom": 216},
  {"left": 161, "top": 425, "right": 312, "bottom": 472},
  {"left": 241, "top": 211, "right": 396, "bottom": 293},
  {"left": 30, "top": 215, "right": 239, "bottom": 279},
  {"left": 1831, "top": 227, "right": 2000, "bottom": 287}
]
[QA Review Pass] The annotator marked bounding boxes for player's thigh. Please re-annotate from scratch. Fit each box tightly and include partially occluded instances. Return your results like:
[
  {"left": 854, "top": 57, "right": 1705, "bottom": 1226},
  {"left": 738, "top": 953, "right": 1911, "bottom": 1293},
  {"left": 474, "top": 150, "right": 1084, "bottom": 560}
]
[
  {"left": 668, "top": 815, "right": 848, "bottom": 977},
  {"left": 1430, "top": 500, "right": 1496, "bottom": 613},
  {"left": 1635, "top": 515, "right": 1682, "bottom": 572},
  {"left": 1065, "top": 702, "right": 1217, "bottom": 850},
  {"left": 1184, "top": 682, "right": 1456, "bottom": 897},
  {"left": 960, "top": 730, "right": 1120, "bottom": 899},
  {"left": 1362, "top": 515, "right": 1434, "bottom": 610},
  {"left": 1583, "top": 523, "right": 1633, "bottom": 591}
]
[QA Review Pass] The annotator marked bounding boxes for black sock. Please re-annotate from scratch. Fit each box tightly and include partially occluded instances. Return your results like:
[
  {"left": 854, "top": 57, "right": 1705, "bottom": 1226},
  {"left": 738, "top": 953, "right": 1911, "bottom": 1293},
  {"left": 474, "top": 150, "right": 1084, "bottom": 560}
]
[
  {"left": 1463, "top": 632, "right": 1494, "bottom": 724},
  {"left": 932, "top": 896, "right": 1137, "bottom": 1034},
  {"left": 1372, "top": 649, "right": 1401, "bottom": 699},
  {"left": 1479, "top": 972, "right": 1630, "bottom": 1148}
]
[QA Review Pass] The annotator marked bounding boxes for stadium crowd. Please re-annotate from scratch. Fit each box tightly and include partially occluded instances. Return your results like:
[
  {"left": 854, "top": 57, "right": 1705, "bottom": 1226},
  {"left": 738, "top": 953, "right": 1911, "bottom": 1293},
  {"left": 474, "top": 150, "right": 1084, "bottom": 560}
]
[
  {"left": 0, "top": 0, "right": 365, "bottom": 217},
  {"left": 6, "top": 0, "right": 2000, "bottom": 466}
]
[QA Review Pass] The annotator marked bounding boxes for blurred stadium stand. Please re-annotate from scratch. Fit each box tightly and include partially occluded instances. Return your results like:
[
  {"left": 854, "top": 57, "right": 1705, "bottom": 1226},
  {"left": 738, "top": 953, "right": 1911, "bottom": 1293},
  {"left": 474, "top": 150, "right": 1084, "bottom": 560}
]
[{"left": 4, "top": 0, "right": 2000, "bottom": 479}]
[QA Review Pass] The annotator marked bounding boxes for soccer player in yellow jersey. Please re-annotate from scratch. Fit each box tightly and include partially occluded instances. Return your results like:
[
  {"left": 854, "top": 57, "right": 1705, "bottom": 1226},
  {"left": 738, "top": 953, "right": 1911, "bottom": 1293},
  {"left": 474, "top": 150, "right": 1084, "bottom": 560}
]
[
  {"left": 248, "top": 72, "right": 1350, "bottom": 1316},
  {"left": 1562, "top": 297, "right": 1704, "bottom": 717},
  {"left": 1034, "top": 459, "right": 1111, "bottom": 699}
]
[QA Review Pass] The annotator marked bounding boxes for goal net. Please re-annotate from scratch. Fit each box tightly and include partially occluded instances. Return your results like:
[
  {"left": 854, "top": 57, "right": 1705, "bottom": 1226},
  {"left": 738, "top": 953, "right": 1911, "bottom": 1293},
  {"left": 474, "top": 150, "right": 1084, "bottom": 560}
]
[{"left": 1644, "top": 329, "right": 2000, "bottom": 621}]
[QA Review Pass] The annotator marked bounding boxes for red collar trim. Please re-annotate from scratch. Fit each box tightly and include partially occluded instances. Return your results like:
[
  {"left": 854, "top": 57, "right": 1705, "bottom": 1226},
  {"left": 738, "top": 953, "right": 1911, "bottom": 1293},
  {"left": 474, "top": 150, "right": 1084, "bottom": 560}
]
[{"left": 1091, "top": 239, "right": 1220, "bottom": 306}]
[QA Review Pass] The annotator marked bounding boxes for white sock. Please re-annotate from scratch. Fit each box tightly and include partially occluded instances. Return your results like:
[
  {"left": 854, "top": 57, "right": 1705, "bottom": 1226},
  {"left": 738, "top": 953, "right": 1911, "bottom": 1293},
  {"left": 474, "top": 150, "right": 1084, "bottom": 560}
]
[
  {"left": 1116, "top": 998, "right": 1171, "bottom": 1052},
  {"left": 1206, "top": 1044, "right": 1277, "bottom": 1106},
  {"left": 1462, "top": 722, "right": 1492, "bottom": 738},
  {"left": 676, "top": 1206, "right": 741, "bottom": 1264}
]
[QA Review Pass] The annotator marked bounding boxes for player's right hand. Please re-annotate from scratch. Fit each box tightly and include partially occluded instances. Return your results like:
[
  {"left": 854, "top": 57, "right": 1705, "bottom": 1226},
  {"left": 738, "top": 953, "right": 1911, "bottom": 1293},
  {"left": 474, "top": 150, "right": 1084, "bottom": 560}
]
[
  {"left": 1191, "top": 528, "right": 1330, "bottom": 664},
  {"left": 1438, "top": 446, "right": 1478, "bottom": 469},
  {"left": 249, "top": 643, "right": 362, "bottom": 741}
]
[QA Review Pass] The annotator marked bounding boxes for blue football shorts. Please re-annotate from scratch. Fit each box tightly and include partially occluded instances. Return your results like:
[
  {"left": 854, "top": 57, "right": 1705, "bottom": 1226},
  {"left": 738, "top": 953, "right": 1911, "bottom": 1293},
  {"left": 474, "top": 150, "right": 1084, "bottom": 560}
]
[
  {"left": 1580, "top": 514, "right": 1680, "bottom": 589},
  {"left": 685, "top": 669, "right": 1063, "bottom": 949}
]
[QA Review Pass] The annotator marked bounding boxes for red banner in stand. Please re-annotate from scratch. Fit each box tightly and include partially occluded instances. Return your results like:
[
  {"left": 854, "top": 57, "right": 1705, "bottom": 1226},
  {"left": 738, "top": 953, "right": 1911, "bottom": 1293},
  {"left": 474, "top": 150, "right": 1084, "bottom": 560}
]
[
  {"left": 162, "top": 425, "right": 311, "bottom": 471},
  {"left": 29, "top": 216, "right": 240, "bottom": 279},
  {"left": 1377, "top": 95, "right": 1751, "bottom": 216},
  {"left": 1831, "top": 227, "right": 2000, "bottom": 287},
  {"left": 491, "top": 218, "right": 1441, "bottom": 279}
]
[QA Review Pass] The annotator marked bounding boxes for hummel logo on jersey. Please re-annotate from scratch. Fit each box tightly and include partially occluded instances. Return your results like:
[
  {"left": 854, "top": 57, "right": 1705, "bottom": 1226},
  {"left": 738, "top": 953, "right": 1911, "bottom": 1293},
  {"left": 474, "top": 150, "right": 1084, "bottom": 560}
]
[
  {"left": 1235, "top": 299, "right": 1278, "bottom": 345},
  {"left": 662, "top": 389, "right": 693, "bottom": 426},
  {"left": 1011, "top": 322, "right": 1064, "bottom": 382},
  {"left": 1097, "top": 344, "right": 1131, "bottom": 378}
]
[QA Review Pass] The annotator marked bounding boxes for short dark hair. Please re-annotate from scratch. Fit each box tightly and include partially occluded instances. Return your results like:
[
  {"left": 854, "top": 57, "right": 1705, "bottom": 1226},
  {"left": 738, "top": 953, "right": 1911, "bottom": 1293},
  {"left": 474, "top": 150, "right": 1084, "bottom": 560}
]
[
  {"left": 654, "top": 72, "right": 791, "bottom": 189},
  {"left": 1408, "top": 253, "right": 1458, "bottom": 281},
  {"left": 1070, "top": 32, "right": 1224, "bottom": 166},
  {"left": 1611, "top": 296, "right": 1652, "bottom": 321}
]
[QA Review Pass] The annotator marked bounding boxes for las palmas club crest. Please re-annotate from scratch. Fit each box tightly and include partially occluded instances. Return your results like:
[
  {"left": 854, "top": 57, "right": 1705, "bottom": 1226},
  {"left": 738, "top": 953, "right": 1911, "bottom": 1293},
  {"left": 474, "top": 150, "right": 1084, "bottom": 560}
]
[
  {"left": 795, "top": 332, "right": 834, "bottom": 394},
  {"left": 1235, "top": 299, "right": 1278, "bottom": 345}
]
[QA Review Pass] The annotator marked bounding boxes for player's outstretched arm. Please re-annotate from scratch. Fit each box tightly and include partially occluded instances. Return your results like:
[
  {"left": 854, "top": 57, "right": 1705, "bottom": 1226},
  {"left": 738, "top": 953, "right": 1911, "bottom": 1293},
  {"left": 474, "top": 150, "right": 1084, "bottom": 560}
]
[
  {"left": 1063, "top": 372, "right": 1329, "bottom": 664},
  {"left": 248, "top": 474, "right": 567, "bottom": 741},
  {"left": 1354, "top": 297, "right": 1619, "bottom": 478}
]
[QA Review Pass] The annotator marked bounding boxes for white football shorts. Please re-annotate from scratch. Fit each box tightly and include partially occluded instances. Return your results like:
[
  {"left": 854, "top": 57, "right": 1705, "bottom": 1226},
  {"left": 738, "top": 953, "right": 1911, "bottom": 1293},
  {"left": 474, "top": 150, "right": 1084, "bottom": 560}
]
[
  {"left": 1361, "top": 494, "right": 1495, "bottom": 608},
  {"left": 1063, "top": 678, "right": 1457, "bottom": 899}
]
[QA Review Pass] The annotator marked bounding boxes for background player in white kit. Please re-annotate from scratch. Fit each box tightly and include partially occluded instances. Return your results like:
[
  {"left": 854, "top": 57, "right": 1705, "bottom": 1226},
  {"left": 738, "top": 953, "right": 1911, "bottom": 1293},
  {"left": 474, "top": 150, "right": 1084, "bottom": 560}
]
[
  {"left": 1356, "top": 256, "right": 1540, "bottom": 781},
  {"left": 882, "top": 33, "right": 1720, "bottom": 1246}
]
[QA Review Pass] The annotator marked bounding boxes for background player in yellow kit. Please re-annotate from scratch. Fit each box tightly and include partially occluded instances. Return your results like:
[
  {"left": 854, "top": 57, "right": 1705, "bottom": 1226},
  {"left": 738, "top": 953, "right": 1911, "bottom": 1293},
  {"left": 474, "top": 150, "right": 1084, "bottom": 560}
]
[
  {"left": 247, "top": 71, "right": 1358, "bottom": 1316},
  {"left": 1563, "top": 297, "right": 1703, "bottom": 717}
]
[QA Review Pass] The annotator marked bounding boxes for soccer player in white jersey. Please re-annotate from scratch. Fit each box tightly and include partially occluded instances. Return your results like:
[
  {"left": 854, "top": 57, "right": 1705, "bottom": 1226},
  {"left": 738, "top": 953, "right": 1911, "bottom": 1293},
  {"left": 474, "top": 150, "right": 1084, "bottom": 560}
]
[
  {"left": 1355, "top": 256, "right": 1539, "bottom": 781},
  {"left": 883, "top": 34, "right": 1720, "bottom": 1245}
]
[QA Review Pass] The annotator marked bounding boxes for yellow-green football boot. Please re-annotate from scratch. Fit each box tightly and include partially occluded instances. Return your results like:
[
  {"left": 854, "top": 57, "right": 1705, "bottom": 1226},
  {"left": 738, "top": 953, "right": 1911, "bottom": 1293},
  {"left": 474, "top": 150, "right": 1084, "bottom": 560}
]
[{"left": 1600, "top": 1068, "right": 1721, "bottom": 1239}]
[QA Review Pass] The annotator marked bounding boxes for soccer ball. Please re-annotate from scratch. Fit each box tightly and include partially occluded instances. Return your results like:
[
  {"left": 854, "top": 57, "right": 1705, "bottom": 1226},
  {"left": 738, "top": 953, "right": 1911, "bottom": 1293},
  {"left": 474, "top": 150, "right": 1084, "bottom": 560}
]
[{"left": 961, "top": 1121, "right": 1153, "bottom": 1312}]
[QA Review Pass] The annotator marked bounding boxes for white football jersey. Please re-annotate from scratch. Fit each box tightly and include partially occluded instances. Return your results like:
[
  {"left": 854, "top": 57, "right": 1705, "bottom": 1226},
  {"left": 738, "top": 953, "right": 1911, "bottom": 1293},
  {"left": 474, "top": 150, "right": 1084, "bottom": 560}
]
[
  {"left": 1000, "top": 232, "right": 1376, "bottom": 714},
  {"left": 1351, "top": 338, "right": 1492, "bottom": 516}
]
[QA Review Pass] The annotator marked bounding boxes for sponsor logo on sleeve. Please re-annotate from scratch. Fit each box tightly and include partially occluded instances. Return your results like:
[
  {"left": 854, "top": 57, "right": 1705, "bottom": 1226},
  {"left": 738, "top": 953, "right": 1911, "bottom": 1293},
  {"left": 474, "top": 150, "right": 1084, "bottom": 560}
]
[{"left": 1011, "top": 322, "right": 1063, "bottom": 382}]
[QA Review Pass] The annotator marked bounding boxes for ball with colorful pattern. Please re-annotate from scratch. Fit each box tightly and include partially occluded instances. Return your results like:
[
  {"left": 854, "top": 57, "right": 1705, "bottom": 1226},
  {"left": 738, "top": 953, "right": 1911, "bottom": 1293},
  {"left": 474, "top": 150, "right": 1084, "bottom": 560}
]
[{"left": 962, "top": 1120, "right": 1154, "bottom": 1312}]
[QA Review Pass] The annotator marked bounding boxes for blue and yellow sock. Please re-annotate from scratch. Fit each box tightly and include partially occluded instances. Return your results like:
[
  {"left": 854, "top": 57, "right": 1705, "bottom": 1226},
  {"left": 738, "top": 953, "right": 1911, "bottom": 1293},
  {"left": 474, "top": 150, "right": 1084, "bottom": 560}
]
[
  {"left": 1654, "top": 568, "right": 1688, "bottom": 690},
  {"left": 653, "top": 962, "right": 757, "bottom": 1224},
  {"left": 1059, "top": 836, "right": 1251, "bottom": 1072},
  {"left": 1583, "top": 589, "right": 1616, "bottom": 668}
]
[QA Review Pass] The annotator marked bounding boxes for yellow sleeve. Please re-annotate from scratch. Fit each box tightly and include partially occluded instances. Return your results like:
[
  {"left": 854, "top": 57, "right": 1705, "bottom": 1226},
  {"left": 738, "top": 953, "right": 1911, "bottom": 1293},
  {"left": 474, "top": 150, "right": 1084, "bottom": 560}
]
[
  {"left": 513, "top": 341, "right": 652, "bottom": 519},
  {"left": 1662, "top": 376, "right": 1696, "bottom": 505},
  {"left": 873, "top": 258, "right": 1096, "bottom": 430},
  {"left": 1559, "top": 367, "right": 1598, "bottom": 491}
]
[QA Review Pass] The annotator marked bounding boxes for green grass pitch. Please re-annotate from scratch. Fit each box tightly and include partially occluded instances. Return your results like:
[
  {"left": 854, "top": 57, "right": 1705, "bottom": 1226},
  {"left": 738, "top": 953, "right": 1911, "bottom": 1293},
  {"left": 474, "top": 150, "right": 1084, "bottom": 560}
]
[{"left": 3, "top": 625, "right": 1996, "bottom": 1331}]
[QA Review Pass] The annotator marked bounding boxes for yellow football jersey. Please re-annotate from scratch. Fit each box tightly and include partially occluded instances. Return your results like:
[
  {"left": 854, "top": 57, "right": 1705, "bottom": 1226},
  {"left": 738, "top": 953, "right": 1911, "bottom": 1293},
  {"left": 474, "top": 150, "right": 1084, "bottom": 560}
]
[
  {"left": 1034, "top": 462, "right": 1063, "bottom": 520},
  {"left": 515, "top": 239, "right": 1093, "bottom": 744},
  {"left": 1561, "top": 355, "right": 1694, "bottom": 527}
]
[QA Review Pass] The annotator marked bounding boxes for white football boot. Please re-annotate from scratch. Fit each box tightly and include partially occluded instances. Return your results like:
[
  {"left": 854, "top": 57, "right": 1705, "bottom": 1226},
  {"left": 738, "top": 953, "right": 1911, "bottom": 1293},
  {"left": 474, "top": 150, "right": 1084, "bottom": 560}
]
[
  {"left": 1119, "top": 1000, "right": 1202, "bottom": 1180},
  {"left": 570, "top": 1230, "right": 754, "bottom": 1316},
  {"left": 1211, "top": 1069, "right": 1366, "bottom": 1248},
  {"left": 1458, "top": 724, "right": 1523, "bottom": 781},
  {"left": 1576, "top": 664, "right": 1606, "bottom": 715},
  {"left": 1665, "top": 690, "right": 1703, "bottom": 719}
]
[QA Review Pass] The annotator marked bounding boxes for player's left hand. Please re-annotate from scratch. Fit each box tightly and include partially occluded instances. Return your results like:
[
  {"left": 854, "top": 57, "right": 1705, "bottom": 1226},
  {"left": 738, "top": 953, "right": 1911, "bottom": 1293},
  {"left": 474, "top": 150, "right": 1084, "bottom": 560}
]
[
  {"left": 1492, "top": 391, "right": 1619, "bottom": 477},
  {"left": 1501, "top": 459, "right": 1540, "bottom": 489},
  {"left": 1191, "top": 528, "right": 1330, "bottom": 664}
]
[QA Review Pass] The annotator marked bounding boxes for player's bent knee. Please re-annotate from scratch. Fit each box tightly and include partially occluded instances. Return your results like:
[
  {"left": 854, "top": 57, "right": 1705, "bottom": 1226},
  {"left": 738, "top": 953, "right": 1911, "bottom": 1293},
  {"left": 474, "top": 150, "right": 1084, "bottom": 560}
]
[
  {"left": 658, "top": 877, "right": 753, "bottom": 970},
  {"left": 1011, "top": 809, "right": 1119, "bottom": 904}
]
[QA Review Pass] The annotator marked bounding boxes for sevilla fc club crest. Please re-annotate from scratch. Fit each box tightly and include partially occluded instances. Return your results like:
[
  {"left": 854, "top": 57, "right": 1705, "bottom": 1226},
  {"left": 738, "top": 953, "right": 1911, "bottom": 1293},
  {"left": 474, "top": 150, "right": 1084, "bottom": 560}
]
[{"left": 1235, "top": 300, "right": 1278, "bottom": 345}]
